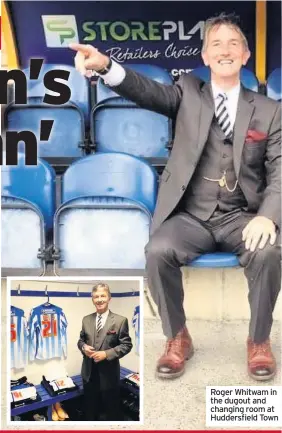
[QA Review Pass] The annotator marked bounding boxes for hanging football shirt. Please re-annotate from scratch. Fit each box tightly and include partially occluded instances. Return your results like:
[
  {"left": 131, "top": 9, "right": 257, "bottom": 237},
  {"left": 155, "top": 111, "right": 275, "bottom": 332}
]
[
  {"left": 132, "top": 305, "right": 140, "bottom": 356},
  {"left": 28, "top": 303, "right": 68, "bottom": 361},
  {"left": 11, "top": 306, "right": 29, "bottom": 369}
]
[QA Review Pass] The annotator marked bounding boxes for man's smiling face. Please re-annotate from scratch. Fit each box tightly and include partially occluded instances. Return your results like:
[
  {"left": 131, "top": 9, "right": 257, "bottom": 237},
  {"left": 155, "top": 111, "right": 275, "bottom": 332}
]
[
  {"left": 201, "top": 24, "right": 250, "bottom": 80},
  {"left": 92, "top": 287, "right": 111, "bottom": 314}
]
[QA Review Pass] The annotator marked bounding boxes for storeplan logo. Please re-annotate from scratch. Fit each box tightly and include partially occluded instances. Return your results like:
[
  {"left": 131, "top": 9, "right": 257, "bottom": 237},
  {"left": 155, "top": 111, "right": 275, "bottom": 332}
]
[
  {"left": 82, "top": 20, "right": 204, "bottom": 42},
  {"left": 42, "top": 15, "right": 79, "bottom": 47}
]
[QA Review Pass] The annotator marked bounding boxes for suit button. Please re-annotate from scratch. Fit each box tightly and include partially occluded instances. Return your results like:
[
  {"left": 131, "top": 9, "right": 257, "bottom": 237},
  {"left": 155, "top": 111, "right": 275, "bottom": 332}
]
[{"left": 181, "top": 185, "right": 186, "bottom": 191}]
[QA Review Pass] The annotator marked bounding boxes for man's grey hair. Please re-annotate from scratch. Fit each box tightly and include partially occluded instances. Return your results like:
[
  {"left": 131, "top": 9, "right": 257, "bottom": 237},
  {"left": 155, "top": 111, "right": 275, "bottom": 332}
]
[
  {"left": 92, "top": 283, "right": 111, "bottom": 298},
  {"left": 202, "top": 12, "right": 249, "bottom": 52}
]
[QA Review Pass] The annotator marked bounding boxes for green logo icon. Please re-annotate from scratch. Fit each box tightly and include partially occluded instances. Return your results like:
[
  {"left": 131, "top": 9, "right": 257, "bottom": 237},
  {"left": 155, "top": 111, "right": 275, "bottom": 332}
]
[
  {"left": 42, "top": 15, "right": 79, "bottom": 47},
  {"left": 47, "top": 20, "right": 75, "bottom": 44}
]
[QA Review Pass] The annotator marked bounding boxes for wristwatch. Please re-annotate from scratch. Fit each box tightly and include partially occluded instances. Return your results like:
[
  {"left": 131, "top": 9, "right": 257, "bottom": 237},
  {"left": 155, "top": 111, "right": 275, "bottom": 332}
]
[{"left": 96, "top": 58, "right": 113, "bottom": 75}]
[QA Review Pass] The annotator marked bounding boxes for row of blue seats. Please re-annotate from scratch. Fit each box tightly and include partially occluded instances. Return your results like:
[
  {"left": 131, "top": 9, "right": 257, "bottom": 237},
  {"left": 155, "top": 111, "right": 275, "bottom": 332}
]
[
  {"left": 4, "top": 65, "right": 281, "bottom": 162},
  {"left": 2, "top": 152, "right": 156, "bottom": 275},
  {"left": 2, "top": 152, "right": 238, "bottom": 276}
]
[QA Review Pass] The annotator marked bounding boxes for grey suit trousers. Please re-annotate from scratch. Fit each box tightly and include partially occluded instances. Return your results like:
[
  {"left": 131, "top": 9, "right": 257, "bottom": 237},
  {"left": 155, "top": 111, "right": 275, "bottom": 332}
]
[{"left": 145, "top": 209, "right": 281, "bottom": 342}]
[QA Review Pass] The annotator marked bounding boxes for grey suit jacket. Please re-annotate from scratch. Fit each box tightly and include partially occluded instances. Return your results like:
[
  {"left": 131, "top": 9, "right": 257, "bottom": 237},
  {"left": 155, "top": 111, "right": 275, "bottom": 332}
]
[
  {"left": 113, "top": 69, "right": 281, "bottom": 234},
  {"left": 77, "top": 311, "right": 132, "bottom": 389}
]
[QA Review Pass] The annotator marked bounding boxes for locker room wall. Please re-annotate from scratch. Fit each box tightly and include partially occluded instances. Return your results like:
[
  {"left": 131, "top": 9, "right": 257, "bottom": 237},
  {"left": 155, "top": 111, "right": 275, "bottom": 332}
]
[{"left": 10, "top": 279, "right": 141, "bottom": 385}]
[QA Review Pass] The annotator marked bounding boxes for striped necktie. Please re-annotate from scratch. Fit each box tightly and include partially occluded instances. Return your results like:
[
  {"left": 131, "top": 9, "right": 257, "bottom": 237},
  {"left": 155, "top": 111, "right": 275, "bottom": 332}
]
[
  {"left": 97, "top": 314, "right": 103, "bottom": 334},
  {"left": 215, "top": 93, "right": 233, "bottom": 139}
]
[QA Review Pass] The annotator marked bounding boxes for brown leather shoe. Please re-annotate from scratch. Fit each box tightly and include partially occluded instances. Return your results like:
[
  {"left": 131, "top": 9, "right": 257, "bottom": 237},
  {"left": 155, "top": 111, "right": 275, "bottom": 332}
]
[
  {"left": 247, "top": 337, "right": 276, "bottom": 381},
  {"left": 156, "top": 327, "right": 194, "bottom": 379}
]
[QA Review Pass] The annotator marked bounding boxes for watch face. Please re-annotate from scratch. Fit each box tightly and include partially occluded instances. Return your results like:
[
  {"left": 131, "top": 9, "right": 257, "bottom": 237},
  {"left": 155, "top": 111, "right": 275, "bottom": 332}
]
[{"left": 99, "top": 59, "right": 112, "bottom": 75}]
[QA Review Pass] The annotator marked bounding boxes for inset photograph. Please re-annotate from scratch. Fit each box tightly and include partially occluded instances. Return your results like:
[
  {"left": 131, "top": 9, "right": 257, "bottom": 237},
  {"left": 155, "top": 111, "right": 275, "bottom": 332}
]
[{"left": 8, "top": 277, "right": 141, "bottom": 425}]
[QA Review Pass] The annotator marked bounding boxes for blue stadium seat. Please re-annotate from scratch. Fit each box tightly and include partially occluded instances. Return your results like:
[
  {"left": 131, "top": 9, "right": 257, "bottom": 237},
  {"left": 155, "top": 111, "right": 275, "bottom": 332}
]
[
  {"left": 1, "top": 153, "right": 56, "bottom": 275},
  {"left": 5, "top": 64, "right": 90, "bottom": 161},
  {"left": 24, "top": 64, "right": 90, "bottom": 125},
  {"left": 266, "top": 68, "right": 281, "bottom": 100},
  {"left": 96, "top": 64, "right": 174, "bottom": 103},
  {"left": 53, "top": 153, "right": 158, "bottom": 274},
  {"left": 190, "top": 252, "right": 240, "bottom": 268},
  {"left": 92, "top": 64, "right": 173, "bottom": 160},
  {"left": 5, "top": 103, "right": 85, "bottom": 160},
  {"left": 191, "top": 66, "right": 259, "bottom": 92}
]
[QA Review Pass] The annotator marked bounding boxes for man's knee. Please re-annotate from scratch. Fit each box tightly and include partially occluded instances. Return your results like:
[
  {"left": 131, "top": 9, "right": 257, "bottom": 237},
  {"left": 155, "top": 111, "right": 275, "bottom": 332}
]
[
  {"left": 248, "top": 243, "right": 281, "bottom": 267},
  {"left": 145, "top": 234, "right": 173, "bottom": 264}
]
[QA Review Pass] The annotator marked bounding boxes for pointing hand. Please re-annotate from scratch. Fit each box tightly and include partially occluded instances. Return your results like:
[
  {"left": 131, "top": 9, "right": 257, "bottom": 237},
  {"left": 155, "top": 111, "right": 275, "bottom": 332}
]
[{"left": 69, "top": 43, "right": 110, "bottom": 77}]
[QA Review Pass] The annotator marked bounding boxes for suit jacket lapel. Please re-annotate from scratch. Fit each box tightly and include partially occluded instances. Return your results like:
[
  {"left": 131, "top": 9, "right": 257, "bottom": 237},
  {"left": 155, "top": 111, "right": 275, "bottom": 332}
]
[
  {"left": 233, "top": 86, "right": 255, "bottom": 178},
  {"left": 97, "top": 310, "right": 114, "bottom": 351},
  {"left": 91, "top": 312, "right": 97, "bottom": 347},
  {"left": 198, "top": 81, "right": 215, "bottom": 155}
]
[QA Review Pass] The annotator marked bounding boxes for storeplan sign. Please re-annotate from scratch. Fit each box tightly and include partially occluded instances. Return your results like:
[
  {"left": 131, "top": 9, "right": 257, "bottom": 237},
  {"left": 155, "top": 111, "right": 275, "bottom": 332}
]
[{"left": 9, "top": 1, "right": 258, "bottom": 75}]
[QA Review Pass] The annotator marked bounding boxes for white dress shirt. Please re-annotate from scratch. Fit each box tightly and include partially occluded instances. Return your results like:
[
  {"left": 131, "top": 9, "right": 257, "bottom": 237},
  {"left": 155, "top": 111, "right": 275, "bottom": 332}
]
[
  {"left": 96, "top": 309, "right": 109, "bottom": 330},
  {"left": 100, "top": 60, "right": 126, "bottom": 86},
  {"left": 81, "top": 309, "right": 110, "bottom": 353},
  {"left": 211, "top": 81, "right": 241, "bottom": 129}
]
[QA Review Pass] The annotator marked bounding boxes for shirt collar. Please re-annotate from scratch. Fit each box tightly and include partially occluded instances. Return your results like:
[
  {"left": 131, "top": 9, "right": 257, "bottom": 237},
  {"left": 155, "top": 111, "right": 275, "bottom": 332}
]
[
  {"left": 211, "top": 81, "right": 241, "bottom": 101},
  {"left": 97, "top": 309, "right": 110, "bottom": 320}
]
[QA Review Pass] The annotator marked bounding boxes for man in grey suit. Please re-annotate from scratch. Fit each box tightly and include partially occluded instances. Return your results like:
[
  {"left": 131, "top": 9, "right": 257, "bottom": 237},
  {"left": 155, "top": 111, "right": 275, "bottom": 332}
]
[
  {"left": 78, "top": 283, "right": 132, "bottom": 420},
  {"left": 71, "top": 13, "right": 281, "bottom": 382}
]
